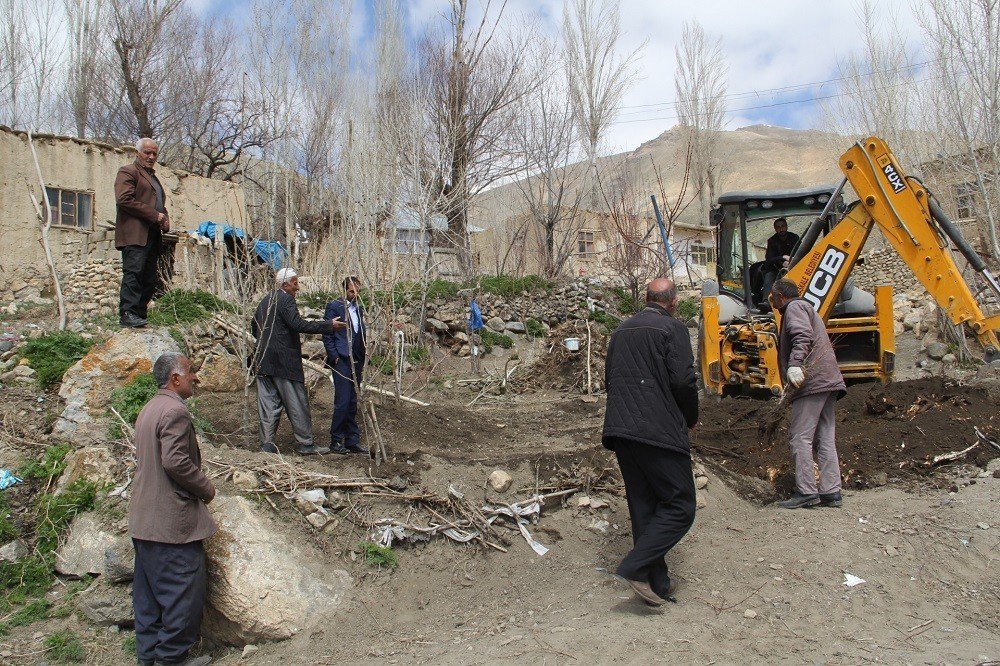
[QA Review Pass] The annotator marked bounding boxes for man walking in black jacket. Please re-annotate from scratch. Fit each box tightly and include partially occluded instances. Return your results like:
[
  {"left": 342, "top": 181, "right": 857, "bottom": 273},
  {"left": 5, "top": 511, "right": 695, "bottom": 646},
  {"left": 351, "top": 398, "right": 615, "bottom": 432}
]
[
  {"left": 603, "top": 278, "right": 699, "bottom": 607},
  {"left": 251, "top": 268, "right": 344, "bottom": 455}
]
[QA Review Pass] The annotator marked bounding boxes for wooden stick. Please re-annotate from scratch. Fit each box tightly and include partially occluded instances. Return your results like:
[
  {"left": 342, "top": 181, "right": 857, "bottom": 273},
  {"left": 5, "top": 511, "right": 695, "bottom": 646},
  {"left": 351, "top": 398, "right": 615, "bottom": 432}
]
[
  {"left": 26, "top": 131, "right": 67, "bottom": 330},
  {"left": 585, "top": 319, "right": 593, "bottom": 395}
]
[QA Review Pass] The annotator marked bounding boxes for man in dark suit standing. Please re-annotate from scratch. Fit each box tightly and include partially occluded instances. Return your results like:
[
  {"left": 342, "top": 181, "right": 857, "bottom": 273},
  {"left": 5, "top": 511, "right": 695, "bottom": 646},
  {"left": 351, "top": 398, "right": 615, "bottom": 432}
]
[
  {"left": 251, "top": 268, "right": 344, "bottom": 455},
  {"left": 324, "top": 276, "right": 366, "bottom": 455},
  {"left": 115, "top": 138, "right": 169, "bottom": 329},
  {"left": 602, "top": 278, "right": 699, "bottom": 607},
  {"left": 129, "top": 352, "right": 215, "bottom": 666}
]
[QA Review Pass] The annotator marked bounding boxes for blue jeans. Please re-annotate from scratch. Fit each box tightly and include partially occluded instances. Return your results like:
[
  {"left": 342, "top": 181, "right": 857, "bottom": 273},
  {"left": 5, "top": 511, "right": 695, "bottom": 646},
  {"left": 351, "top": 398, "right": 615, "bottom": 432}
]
[{"left": 330, "top": 357, "right": 363, "bottom": 446}]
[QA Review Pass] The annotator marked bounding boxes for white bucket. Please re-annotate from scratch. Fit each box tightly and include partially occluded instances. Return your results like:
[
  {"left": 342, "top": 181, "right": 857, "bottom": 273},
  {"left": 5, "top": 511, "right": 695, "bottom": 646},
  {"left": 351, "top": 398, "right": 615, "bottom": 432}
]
[{"left": 564, "top": 337, "right": 581, "bottom": 352}]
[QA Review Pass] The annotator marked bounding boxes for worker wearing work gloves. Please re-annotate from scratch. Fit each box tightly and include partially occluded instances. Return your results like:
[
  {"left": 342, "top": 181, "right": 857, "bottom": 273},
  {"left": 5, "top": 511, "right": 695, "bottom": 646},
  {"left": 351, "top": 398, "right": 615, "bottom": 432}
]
[{"left": 770, "top": 278, "right": 847, "bottom": 509}]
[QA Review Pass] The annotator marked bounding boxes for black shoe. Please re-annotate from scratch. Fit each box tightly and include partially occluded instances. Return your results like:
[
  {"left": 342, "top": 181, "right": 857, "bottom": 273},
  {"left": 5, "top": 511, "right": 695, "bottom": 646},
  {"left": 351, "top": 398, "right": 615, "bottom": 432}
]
[
  {"left": 154, "top": 656, "right": 211, "bottom": 666},
  {"left": 138, "top": 660, "right": 154, "bottom": 666},
  {"left": 120, "top": 312, "right": 148, "bottom": 328},
  {"left": 327, "top": 443, "right": 349, "bottom": 455},
  {"left": 260, "top": 443, "right": 279, "bottom": 454},
  {"left": 777, "top": 492, "right": 820, "bottom": 509},
  {"left": 345, "top": 443, "right": 367, "bottom": 454},
  {"left": 819, "top": 492, "right": 843, "bottom": 508},
  {"left": 297, "top": 445, "right": 330, "bottom": 455}
]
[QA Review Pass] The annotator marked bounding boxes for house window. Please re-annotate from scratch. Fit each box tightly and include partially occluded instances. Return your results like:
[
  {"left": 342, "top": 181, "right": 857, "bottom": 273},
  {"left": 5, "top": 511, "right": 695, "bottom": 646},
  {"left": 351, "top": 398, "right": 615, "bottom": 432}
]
[
  {"left": 392, "top": 228, "right": 429, "bottom": 255},
  {"left": 45, "top": 188, "right": 93, "bottom": 229},
  {"left": 577, "top": 230, "right": 596, "bottom": 256},
  {"left": 953, "top": 182, "right": 976, "bottom": 219},
  {"left": 690, "top": 242, "right": 716, "bottom": 266}
]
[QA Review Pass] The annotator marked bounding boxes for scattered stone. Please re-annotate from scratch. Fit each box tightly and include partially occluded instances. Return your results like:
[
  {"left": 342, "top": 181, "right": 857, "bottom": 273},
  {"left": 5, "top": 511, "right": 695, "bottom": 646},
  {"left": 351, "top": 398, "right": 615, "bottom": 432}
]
[
  {"left": 941, "top": 353, "right": 956, "bottom": 364},
  {"left": 294, "top": 489, "right": 327, "bottom": 513},
  {"left": 306, "top": 511, "right": 331, "bottom": 529},
  {"left": 54, "top": 328, "right": 181, "bottom": 442},
  {"left": 695, "top": 476, "right": 709, "bottom": 490},
  {"left": 486, "top": 317, "right": 505, "bottom": 332},
  {"left": 575, "top": 495, "right": 592, "bottom": 508},
  {"left": 977, "top": 522, "right": 990, "bottom": 530},
  {"left": 504, "top": 321, "right": 526, "bottom": 334},
  {"left": 0, "top": 539, "right": 29, "bottom": 562},
  {"left": 242, "top": 645, "right": 259, "bottom": 659},
  {"left": 78, "top": 584, "right": 133, "bottom": 627},
  {"left": 588, "top": 497, "right": 608, "bottom": 510},
  {"left": 488, "top": 470, "right": 513, "bottom": 493},
  {"left": 696, "top": 491, "right": 707, "bottom": 510},
  {"left": 425, "top": 318, "right": 449, "bottom": 334},
  {"left": 232, "top": 470, "right": 259, "bottom": 491},
  {"left": 204, "top": 495, "right": 352, "bottom": 644},
  {"left": 743, "top": 609, "right": 757, "bottom": 619},
  {"left": 926, "top": 342, "right": 948, "bottom": 360},
  {"left": 586, "top": 519, "right": 610, "bottom": 534},
  {"left": 55, "top": 513, "right": 132, "bottom": 578}
]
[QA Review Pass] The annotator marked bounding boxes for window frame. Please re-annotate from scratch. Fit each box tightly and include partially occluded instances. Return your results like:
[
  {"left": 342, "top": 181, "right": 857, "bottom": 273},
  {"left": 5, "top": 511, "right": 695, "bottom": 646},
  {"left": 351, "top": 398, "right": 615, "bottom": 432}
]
[
  {"left": 45, "top": 187, "right": 95, "bottom": 231},
  {"left": 576, "top": 229, "right": 596, "bottom": 257}
]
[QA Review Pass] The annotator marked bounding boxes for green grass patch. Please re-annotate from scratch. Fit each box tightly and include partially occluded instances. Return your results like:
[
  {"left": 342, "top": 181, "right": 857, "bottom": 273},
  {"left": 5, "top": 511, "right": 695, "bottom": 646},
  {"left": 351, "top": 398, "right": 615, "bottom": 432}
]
[
  {"left": 0, "top": 555, "right": 54, "bottom": 612},
  {"left": 122, "top": 632, "right": 136, "bottom": 656},
  {"left": 366, "top": 354, "right": 394, "bottom": 376},
  {"left": 19, "top": 331, "right": 94, "bottom": 389},
  {"left": 148, "top": 289, "right": 234, "bottom": 326},
  {"left": 479, "top": 329, "right": 514, "bottom": 352},
  {"left": 588, "top": 310, "right": 620, "bottom": 334},
  {"left": 676, "top": 297, "right": 700, "bottom": 322},
  {"left": 167, "top": 327, "right": 187, "bottom": 353},
  {"left": 33, "top": 480, "right": 98, "bottom": 555},
  {"left": 19, "top": 443, "right": 71, "bottom": 482},
  {"left": 0, "top": 493, "right": 18, "bottom": 543},
  {"left": 107, "top": 373, "right": 157, "bottom": 439},
  {"left": 609, "top": 287, "right": 642, "bottom": 315},
  {"left": 0, "top": 598, "right": 49, "bottom": 635},
  {"left": 357, "top": 541, "right": 397, "bottom": 568},
  {"left": 43, "top": 630, "right": 85, "bottom": 662},
  {"left": 405, "top": 345, "right": 430, "bottom": 367},
  {"left": 524, "top": 318, "right": 546, "bottom": 337}
]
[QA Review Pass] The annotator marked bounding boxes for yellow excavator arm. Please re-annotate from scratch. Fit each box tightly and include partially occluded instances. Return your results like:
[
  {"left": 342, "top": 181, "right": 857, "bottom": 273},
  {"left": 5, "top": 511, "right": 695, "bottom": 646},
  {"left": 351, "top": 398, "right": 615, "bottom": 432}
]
[{"left": 785, "top": 137, "right": 1000, "bottom": 360}]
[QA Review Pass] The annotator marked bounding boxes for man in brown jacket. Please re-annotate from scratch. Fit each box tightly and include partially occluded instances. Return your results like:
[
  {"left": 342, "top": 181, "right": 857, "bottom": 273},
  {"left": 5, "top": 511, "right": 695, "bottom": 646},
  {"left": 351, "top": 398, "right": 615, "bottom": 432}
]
[
  {"left": 116, "top": 138, "right": 170, "bottom": 329},
  {"left": 770, "top": 278, "right": 847, "bottom": 509},
  {"left": 129, "top": 352, "right": 215, "bottom": 666}
]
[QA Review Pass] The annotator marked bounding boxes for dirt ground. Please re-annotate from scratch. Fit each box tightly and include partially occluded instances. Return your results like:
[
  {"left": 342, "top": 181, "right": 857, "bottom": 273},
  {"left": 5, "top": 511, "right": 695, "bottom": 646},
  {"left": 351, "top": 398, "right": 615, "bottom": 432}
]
[{"left": 3, "top": 329, "right": 999, "bottom": 665}]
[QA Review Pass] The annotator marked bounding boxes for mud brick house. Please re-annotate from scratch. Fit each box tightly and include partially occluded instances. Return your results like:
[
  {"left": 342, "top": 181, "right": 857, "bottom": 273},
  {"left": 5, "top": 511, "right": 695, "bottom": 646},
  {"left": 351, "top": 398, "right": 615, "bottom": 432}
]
[{"left": 0, "top": 126, "right": 247, "bottom": 303}]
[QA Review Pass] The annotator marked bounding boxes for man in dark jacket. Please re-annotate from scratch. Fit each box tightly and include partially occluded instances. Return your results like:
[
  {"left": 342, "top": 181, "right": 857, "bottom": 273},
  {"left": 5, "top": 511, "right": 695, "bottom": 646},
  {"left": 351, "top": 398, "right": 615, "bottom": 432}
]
[
  {"left": 323, "top": 276, "right": 366, "bottom": 454},
  {"left": 130, "top": 352, "right": 214, "bottom": 666},
  {"left": 761, "top": 217, "right": 800, "bottom": 304},
  {"left": 603, "top": 278, "right": 699, "bottom": 607},
  {"left": 115, "top": 138, "right": 170, "bottom": 328},
  {"left": 251, "top": 268, "right": 344, "bottom": 455},
  {"left": 770, "top": 278, "right": 847, "bottom": 509}
]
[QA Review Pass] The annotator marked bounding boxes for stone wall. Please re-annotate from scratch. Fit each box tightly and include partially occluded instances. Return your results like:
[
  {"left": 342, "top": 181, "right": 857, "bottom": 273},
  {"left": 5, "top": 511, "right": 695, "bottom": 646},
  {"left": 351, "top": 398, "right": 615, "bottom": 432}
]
[{"left": 852, "top": 247, "right": 921, "bottom": 294}]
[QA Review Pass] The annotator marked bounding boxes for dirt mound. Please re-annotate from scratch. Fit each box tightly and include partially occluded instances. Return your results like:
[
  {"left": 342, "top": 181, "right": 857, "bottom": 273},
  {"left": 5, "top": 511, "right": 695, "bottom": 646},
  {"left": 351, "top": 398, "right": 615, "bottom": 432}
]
[
  {"left": 519, "top": 326, "right": 608, "bottom": 392},
  {"left": 695, "top": 377, "right": 999, "bottom": 494}
]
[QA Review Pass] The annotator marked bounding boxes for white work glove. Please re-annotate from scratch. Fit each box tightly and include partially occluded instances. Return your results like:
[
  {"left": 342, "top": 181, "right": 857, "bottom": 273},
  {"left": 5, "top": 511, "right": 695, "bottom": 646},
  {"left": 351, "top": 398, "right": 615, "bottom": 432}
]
[{"left": 787, "top": 366, "right": 805, "bottom": 388}]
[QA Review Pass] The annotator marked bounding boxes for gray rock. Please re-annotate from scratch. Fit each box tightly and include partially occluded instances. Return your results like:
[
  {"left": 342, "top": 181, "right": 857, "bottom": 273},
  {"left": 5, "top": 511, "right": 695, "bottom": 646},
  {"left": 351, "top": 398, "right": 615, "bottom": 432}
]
[
  {"left": 0, "top": 340, "right": 13, "bottom": 353},
  {"left": 505, "top": 321, "right": 526, "bottom": 334},
  {"left": 0, "top": 539, "right": 29, "bottom": 562},
  {"left": 55, "top": 513, "right": 133, "bottom": 578},
  {"left": 586, "top": 519, "right": 610, "bottom": 534},
  {"left": 54, "top": 446, "right": 116, "bottom": 495},
  {"left": 204, "top": 496, "right": 352, "bottom": 645},
  {"left": 78, "top": 584, "right": 133, "bottom": 627},
  {"left": 926, "top": 342, "right": 948, "bottom": 360},
  {"left": 941, "top": 353, "right": 957, "bottom": 364},
  {"left": 486, "top": 317, "right": 505, "bottom": 332},
  {"left": 425, "top": 317, "right": 448, "bottom": 334}
]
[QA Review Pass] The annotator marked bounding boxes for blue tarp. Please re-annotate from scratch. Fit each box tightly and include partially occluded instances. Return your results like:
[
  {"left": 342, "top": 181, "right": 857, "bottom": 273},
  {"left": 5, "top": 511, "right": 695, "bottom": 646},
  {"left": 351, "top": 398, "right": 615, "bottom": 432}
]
[
  {"left": 469, "top": 299, "right": 484, "bottom": 331},
  {"left": 194, "top": 222, "right": 287, "bottom": 269}
]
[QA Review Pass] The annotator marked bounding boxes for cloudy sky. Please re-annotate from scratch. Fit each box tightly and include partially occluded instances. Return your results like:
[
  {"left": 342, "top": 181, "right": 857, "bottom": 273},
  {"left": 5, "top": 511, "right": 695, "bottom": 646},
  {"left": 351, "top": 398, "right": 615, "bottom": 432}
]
[{"left": 196, "top": 0, "right": 927, "bottom": 154}]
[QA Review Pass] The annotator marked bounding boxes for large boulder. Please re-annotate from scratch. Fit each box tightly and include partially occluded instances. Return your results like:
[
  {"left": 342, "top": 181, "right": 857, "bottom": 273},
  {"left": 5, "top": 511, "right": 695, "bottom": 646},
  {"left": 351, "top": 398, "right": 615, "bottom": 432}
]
[
  {"left": 204, "top": 496, "right": 351, "bottom": 645},
  {"left": 55, "top": 513, "right": 133, "bottom": 579},
  {"left": 197, "top": 349, "right": 245, "bottom": 393},
  {"left": 54, "top": 328, "right": 180, "bottom": 441},
  {"left": 54, "top": 446, "right": 117, "bottom": 495}
]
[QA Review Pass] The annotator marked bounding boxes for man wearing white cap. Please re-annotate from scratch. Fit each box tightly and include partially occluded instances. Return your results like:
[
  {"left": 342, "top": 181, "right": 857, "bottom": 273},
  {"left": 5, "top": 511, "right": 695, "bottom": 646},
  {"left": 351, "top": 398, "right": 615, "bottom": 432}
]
[{"left": 250, "top": 268, "right": 345, "bottom": 455}]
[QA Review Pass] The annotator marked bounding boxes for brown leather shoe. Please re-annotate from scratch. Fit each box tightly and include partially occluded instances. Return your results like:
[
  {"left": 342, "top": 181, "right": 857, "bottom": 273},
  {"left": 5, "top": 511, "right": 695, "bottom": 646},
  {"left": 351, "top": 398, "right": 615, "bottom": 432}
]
[{"left": 626, "top": 579, "right": 666, "bottom": 606}]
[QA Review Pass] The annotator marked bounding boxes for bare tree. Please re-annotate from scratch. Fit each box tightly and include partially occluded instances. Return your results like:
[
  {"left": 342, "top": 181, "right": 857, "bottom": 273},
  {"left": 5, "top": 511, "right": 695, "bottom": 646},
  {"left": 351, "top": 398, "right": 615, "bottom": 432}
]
[
  {"left": 650, "top": 140, "right": 701, "bottom": 284},
  {"left": 563, "top": 0, "right": 641, "bottom": 207},
  {"left": 0, "top": 0, "right": 64, "bottom": 130},
  {"left": 598, "top": 159, "right": 661, "bottom": 304},
  {"left": 918, "top": 0, "right": 1000, "bottom": 260},
  {"left": 63, "top": 0, "right": 105, "bottom": 138},
  {"left": 420, "top": 0, "right": 538, "bottom": 274},
  {"left": 674, "top": 19, "right": 727, "bottom": 222},
  {"left": 511, "top": 49, "right": 586, "bottom": 278}
]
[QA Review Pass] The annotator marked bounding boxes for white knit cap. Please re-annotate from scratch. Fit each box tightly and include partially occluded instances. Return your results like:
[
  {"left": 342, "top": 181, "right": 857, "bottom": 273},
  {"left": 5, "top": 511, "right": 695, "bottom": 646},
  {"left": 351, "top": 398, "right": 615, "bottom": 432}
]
[{"left": 275, "top": 267, "right": 297, "bottom": 285}]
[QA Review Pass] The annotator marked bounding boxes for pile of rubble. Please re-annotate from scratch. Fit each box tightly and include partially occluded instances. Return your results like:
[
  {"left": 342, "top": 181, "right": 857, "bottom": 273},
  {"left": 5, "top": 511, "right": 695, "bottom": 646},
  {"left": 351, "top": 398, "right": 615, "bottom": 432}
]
[{"left": 853, "top": 247, "right": 921, "bottom": 294}]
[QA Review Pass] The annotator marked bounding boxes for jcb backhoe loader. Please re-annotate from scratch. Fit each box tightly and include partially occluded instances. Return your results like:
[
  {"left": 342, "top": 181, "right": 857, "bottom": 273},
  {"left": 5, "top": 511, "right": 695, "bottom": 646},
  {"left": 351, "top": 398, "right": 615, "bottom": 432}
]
[{"left": 700, "top": 136, "right": 1000, "bottom": 397}]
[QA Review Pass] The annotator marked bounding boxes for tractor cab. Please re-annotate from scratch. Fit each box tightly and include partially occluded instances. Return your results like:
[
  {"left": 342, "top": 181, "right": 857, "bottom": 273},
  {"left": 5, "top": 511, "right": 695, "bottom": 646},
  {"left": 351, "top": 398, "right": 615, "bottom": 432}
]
[{"left": 710, "top": 185, "right": 844, "bottom": 315}]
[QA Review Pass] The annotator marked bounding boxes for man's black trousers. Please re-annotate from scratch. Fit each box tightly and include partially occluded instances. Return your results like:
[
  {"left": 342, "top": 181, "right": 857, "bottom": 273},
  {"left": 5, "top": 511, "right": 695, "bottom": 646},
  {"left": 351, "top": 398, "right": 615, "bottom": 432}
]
[
  {"left": 610, "top": 438, "right": 696, "bottom": 596},
  {"left": 119, "top": 231, "right": 161, "bottom": 319},
  {"left": 132, "top": 538, "right": 206, "bottom": 664},
  {"left": 330, "top": 358, "right": 363, "bottom": 446}
]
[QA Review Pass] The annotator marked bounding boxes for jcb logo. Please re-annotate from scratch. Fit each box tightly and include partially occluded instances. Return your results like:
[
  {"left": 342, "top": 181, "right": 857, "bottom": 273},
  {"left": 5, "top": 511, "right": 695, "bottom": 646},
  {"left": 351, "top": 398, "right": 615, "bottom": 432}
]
[
  {"left": 803, "top": 248, "right": 847, "bottom": 311},
  {"left": 882, "top": 162, "right": 907, "bottom": 194}
]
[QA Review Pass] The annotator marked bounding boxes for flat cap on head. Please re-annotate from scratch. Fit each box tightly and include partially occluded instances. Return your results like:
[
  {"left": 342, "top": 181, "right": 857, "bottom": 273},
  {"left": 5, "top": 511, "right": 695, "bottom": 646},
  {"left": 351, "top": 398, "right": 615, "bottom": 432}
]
[{"left": 275, "top": 267, "right": 297, "bottom": 285}]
